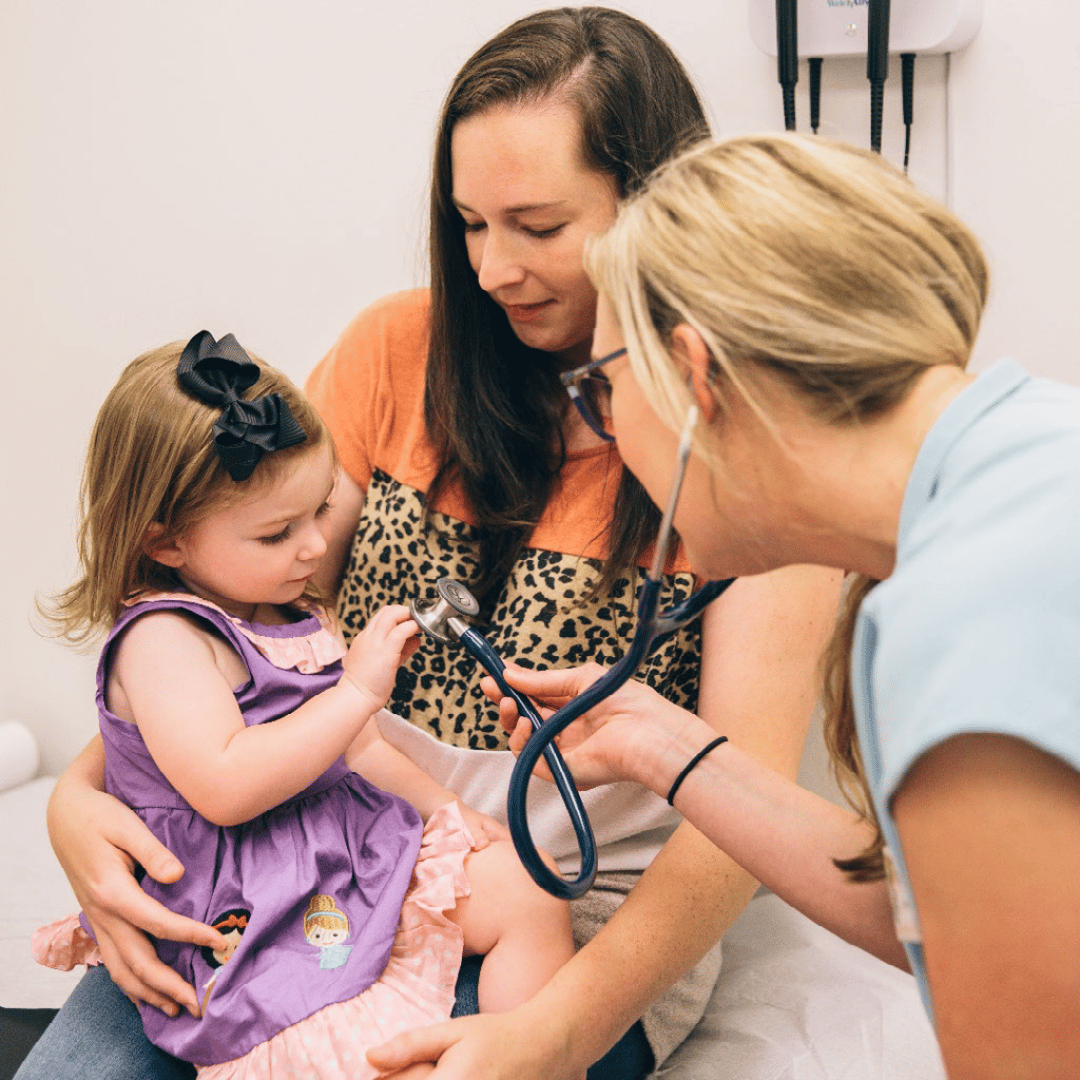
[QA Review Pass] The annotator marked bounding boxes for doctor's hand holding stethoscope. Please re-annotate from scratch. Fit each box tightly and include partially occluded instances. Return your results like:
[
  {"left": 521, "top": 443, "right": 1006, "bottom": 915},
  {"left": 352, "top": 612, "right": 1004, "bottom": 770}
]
[{"left": 477, "top": 132, "right": 1080, "bottom": 1080}]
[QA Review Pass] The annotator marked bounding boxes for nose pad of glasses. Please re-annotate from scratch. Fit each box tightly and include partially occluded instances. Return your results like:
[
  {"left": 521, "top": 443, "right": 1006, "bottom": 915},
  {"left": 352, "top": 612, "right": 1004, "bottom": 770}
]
[{"left": 571, "top": 377, "right": 615, "bottom": 442}]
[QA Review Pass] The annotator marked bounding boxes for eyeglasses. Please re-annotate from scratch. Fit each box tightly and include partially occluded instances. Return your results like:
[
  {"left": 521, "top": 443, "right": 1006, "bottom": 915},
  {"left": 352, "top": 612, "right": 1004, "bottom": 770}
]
[{"left": 559, "top": 347, "right": 627, "bottom": 443}]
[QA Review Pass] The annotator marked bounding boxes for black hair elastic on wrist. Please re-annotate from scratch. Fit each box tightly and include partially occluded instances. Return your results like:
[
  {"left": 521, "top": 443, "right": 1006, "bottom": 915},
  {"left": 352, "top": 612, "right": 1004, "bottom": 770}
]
[{"left": 666, "top": 736, "right": 728, "bottom": 806}]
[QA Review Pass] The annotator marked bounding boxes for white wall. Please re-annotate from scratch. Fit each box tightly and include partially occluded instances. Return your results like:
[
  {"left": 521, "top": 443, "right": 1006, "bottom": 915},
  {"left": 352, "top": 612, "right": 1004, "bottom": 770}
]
[{"left": 4, "top": 1, "right": 1079, "bottom": 775}]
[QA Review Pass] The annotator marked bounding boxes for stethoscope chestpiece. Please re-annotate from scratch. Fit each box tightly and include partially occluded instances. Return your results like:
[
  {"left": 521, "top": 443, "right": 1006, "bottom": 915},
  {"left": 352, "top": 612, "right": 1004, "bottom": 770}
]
[{"left": 409, "top": 577, "right": 480, "bottom": 645}]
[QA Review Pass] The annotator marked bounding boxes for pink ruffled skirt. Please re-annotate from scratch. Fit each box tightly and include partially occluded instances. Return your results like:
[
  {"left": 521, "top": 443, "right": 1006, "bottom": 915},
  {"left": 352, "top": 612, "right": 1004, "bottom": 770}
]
[{"left": 35, "top": 801, "right": 476, "bottom": 1079}]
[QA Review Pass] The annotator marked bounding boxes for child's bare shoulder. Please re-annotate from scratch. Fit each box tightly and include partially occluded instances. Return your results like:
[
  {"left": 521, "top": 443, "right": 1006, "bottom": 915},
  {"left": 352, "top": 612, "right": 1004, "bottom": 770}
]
[
  {"left": 115, "top": 607, "right": 219, "bottom": 656},
  {"left": 111, "top": 608, "right": 245, "bottom": 689}
]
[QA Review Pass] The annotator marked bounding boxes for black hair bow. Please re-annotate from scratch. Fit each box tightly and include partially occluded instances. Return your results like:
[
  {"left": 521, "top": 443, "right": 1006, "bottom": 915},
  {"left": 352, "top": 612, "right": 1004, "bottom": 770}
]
[{"left": 176, "top": 330, "right": 307, "bottom": 481}]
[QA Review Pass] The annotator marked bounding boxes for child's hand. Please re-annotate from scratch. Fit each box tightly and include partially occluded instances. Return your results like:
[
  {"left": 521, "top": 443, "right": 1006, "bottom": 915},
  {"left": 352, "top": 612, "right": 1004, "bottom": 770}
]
[
  {"left": 340, "top": 605, "right": 419, "bottom": 712},
  {"left": 456, "top": 802, "right": 510, "bottom": 849}
]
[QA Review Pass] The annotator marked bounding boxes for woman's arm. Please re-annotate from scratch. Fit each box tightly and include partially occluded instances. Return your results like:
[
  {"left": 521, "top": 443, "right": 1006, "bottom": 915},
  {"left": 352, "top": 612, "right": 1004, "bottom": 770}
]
[
  {"left": 495, "top": 589, "right": 908, "bottom": 965},
  {"left": 371, "top": 563, "right": 847, "bottom": 1077},
  {"left": 116, "top": 605, "right": 416, "bottom": 826},
  {"left": 632, "top": 563, "right": 903, "bottom": 964},
  {"left": 534, "top": 564, "right": 849, "bottom": 1054},
  {"left": 894, "top": 733, "right": 1080, "bottom": 1079},
  {"left": 46, "top": 736, "right": 227, "bottom": 1016},
  {"left": 634, "top": 701, "right": 906, "bottom": 964}
]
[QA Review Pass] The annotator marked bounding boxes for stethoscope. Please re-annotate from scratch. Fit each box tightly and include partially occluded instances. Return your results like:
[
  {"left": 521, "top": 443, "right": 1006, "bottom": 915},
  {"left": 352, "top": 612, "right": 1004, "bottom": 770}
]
[{"left": 410, "top": 404, "right": 736, "bottom": 899}]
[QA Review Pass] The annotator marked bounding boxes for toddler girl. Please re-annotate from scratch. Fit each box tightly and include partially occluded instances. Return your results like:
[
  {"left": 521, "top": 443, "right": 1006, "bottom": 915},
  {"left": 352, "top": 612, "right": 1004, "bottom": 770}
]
[{"left": 35, "top": 331, "right": 575, "bottom": 1078}]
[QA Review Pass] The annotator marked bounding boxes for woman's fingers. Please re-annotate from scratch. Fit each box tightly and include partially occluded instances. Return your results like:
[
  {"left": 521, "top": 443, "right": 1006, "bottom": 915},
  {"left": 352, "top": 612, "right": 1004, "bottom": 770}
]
[
  {"left": 46, "top": 757, "right": 225, "bottom": 1015},
  {"left": 498, "top": 695, "right": 521, "bottom": 736},
  {"left": 506, "top": 715, "right": 537, "bottom": 756},
  {"left": 100, "top": 883, "right": 225, "bottom": 951},
  {"left": 82, "top": 876, "right": 224, "bottom": 1015},
  {"left": 485, "top": 662, "right": 603, "bottom": 705},
  {"left": 102, "top": 808, "right": 185, "bottom": 884},
  {"left": 52, "top": 784, "right": 173, "bottom": 888},
  {"left": 491, "top": 661, "right": 657, "bottom": 789},
  {"left": 94, "top": 918, "right": 202, "bottom": 1017},
  {"left": 76, "top": 818, "right": 224, "bottom": 949},
  {"left": 369, "top": 1011, "right": 583, "bottom": 1079},
  {"left": 486, "top": 663, "right": 608, "bottom": 735},
  {"left": 367, "top": 1020, "right": 459, "bottom": 1071},
  {"left": 61, "top": 797, "right": 227, "bottom": 1014}
]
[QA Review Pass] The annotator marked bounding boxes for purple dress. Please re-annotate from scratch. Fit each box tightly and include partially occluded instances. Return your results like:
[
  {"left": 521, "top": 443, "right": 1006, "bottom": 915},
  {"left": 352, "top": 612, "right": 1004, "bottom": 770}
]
[{"left": 94, "top": 594, "right": 424, "bottom": 1066}]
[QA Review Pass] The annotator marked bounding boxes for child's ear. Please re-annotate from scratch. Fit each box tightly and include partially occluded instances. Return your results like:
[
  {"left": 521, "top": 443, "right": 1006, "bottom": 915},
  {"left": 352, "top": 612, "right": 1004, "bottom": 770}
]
[{"left": 143, "top": 522, "right": 185, "bottom": 568}]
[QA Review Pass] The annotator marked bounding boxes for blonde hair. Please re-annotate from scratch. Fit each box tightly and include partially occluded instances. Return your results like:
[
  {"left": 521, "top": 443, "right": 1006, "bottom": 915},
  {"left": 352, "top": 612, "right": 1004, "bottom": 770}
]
[
  {"left": 587, "top": 132, "right": 989, "bottom": 878},
  {"left": 44, "top": 339, "right": 331, "bottom": 644},
  {"left": 304, "top": 894, "right": 349, "bottom": 935}
]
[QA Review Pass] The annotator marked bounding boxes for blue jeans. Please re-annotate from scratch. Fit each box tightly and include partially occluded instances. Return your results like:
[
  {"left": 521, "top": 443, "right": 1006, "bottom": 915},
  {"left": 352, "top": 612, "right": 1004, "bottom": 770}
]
[
  {"left": 17, "top": 961, "right": 652, "bottom": 1079},
  {"left": 13, "top": 966, "right": 193, "bottom": 1080}
]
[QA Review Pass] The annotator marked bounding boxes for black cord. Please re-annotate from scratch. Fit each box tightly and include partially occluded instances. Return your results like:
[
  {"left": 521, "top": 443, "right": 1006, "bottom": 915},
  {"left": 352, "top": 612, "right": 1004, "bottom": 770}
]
[
  {"left": 869, "top": 81, "right": 885, "bottom": 153},
  {"left": 866, "top": 0, "right": 891, "bottom": 153},
  {"left": 667, "top": 736, "right": 729, "bottom": 806},
  {"left": 776, "top": 0, "right": 798, "bottom": 131},
  {"left": 901, "top": 52, "right": 915, "bottom": 172},
  {"left": 808, "top": 57, "right": 823, "bottom": 134},
  {"left": 782, "top": 84, "right": 797, "bottom": 132}
]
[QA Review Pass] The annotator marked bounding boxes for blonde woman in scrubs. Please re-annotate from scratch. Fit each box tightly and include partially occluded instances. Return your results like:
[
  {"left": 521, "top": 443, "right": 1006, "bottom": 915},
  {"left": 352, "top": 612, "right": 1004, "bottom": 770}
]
[{"left": 430, "top": 133, "right": 1080, "bottom": 1080}]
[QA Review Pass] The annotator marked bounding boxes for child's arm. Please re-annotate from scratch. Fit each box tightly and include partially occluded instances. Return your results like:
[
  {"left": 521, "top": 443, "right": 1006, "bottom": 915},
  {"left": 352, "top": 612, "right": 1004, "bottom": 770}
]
[
  {"left": 112, "top": 605, "right": 418, "bottom": 826},
  {"left": 346, "top": 721, "right": 509, "bottom": 846}
]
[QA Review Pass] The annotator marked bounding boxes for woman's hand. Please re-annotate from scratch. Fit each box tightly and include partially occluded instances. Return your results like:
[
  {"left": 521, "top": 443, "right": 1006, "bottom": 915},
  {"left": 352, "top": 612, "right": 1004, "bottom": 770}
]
[
  {"left": 368, "top": 1006, "right": 586, "bottom": 1080},
  {"left": 340, "top": 604, "right": 420, "bottom": 711},
  {"left": 47, "top": 743, "right": 226, "bottom": 1017},
  {"left": 485, "top": 662, "right": 706, "bottom": 796}
]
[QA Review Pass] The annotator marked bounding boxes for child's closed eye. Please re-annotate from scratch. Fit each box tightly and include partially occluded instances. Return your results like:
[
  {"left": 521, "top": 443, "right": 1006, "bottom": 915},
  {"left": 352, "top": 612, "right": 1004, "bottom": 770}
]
[{"left": 258, "top": 526, "right": 292, "bottom": 546}]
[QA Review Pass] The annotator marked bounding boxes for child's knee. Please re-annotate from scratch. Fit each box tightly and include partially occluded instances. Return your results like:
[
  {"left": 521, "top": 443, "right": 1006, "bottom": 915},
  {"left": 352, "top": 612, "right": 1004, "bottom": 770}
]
[
  {"left": 459, "top": 840, "right": 571, "bottom": 947},
  {"left": 474, "top": 840, "right": 563, "bottom": 905}
]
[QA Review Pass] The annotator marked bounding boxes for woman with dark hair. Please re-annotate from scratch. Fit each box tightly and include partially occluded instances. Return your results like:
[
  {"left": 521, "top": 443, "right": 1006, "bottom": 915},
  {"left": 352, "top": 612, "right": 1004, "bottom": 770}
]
[
  {"left": 26, "top": 10, "right": 841, "bottom": 1080},
  {"left": 413, "top": 2, "right": 712, "bottom": 614}
]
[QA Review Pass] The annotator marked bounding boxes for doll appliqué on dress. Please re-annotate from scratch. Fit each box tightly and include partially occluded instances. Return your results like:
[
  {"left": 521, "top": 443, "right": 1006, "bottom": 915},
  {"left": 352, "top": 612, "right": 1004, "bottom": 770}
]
[
  {"left": 304, "top": 894, "right": 354, "bottom": 970},
  {"left": 200, "top": 908, "right": 251, "bottom": 1015}
]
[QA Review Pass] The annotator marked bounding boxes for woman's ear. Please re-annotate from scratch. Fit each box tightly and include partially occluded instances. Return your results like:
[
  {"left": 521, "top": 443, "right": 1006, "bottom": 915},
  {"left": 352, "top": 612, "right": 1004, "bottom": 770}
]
[
  {"left": 670, "top": 324, "right": 718, "bottom": 422},
  {"left": 143, "top": 522, "right": 185, "bottom": 569}
]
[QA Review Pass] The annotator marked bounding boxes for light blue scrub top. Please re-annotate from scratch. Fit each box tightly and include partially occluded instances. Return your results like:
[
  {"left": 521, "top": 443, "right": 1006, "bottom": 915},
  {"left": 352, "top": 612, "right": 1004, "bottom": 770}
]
[{"left": 851, "top": 359, "right": 1080, "bottom": 1018}]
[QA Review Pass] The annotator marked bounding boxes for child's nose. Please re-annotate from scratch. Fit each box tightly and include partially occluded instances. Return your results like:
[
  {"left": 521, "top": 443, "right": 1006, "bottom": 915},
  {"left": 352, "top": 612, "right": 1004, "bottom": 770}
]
[{"left": 300, "top": 522, "right": 328, "bottom": 561}]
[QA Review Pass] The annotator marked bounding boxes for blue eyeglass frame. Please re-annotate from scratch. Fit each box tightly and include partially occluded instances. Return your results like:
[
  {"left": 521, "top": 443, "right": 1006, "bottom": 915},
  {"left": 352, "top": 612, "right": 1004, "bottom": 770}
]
[{"left": 559, "top": 347, "right": 628, "bottom": 443}]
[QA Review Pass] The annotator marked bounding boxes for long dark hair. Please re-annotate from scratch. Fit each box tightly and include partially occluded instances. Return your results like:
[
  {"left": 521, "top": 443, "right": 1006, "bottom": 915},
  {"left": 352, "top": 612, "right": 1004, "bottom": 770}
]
[{"left": 425, "top": 6, "right": 710, "bottom": 609}]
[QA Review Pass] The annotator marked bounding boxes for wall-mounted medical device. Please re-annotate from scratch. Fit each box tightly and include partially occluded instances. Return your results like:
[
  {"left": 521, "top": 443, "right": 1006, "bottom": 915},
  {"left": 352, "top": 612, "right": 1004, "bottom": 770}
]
[
  {"left": 749, "top": 0, "right": 982, "bottom": 61},
  {"left": 751, "top": 0, "right": 981, "bottom": 165}
]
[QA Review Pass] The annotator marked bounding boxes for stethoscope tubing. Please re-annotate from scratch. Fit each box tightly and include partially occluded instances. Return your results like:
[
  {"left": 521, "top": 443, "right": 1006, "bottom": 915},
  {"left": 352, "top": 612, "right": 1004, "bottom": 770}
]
[
  {"left": 506, "top": 575, "right": 735, "bottom": 898},
  {"left": 419, "top": 403, "right": 734, "bottom": 897},
  {"left": 457, "top": 626, "right": 599, "bottom": 899}
]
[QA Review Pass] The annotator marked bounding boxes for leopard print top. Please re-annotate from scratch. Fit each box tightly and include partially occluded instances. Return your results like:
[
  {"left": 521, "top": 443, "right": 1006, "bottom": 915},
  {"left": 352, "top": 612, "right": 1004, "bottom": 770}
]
[{"left": 337, "top": 469, "right": 704, "bottom": 750}]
